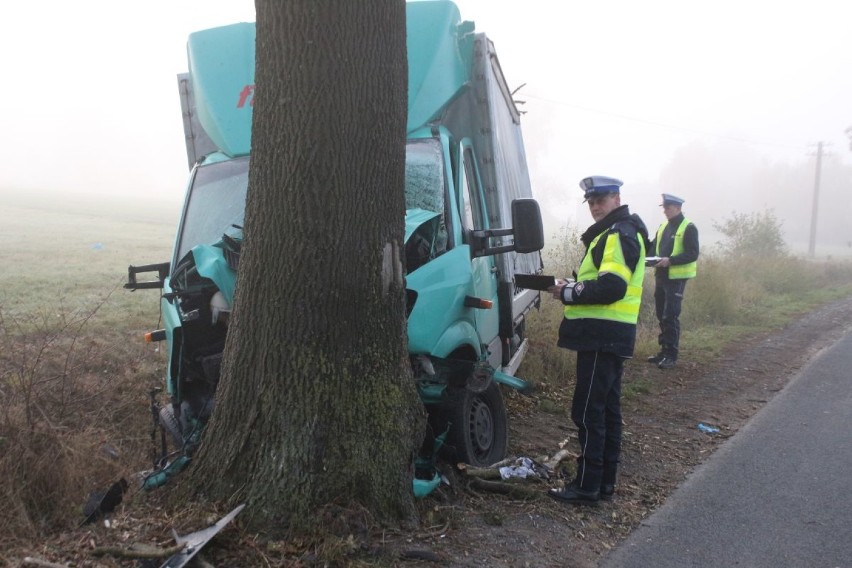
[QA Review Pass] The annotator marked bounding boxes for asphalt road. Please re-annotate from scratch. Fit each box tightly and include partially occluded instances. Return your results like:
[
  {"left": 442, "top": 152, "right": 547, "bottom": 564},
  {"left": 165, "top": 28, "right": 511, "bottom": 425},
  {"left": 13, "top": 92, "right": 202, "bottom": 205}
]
[{"left": 602, "top": 330, "right": 852, "bottom": 568}]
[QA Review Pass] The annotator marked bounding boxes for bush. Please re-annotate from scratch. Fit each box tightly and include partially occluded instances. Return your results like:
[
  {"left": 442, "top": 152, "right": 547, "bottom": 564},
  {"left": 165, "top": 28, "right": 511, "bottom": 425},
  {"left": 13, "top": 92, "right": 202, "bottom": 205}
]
[
  {"left": 679, "top": 254, "right": 749, "bottom": 326},
  {"left": 816, "top": 258, "right": 852, "bottom": 286},
  {"left": 713, "top": 210, "right": 788, "bottom": 259},
  {"left": 755, "top": 255, "right": 810, "bottom": 294},
  {"left": 526, "top": 218, "right": 852, "bottom": 384},
  {"left": 0, "top": 305, "right": 157, "bottom": 546},
  {"left": 544, "top": 225, "right": 585, "bottom": 278}
]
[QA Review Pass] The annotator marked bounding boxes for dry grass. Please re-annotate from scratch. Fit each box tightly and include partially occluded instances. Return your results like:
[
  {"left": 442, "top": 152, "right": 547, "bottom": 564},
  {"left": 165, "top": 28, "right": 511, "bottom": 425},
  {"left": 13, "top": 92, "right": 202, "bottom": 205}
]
[
  {"left": 0, "top": 191, "right": 174, "bottom": 557},
  {"left": 3, "top": 192, "right": 852, "bottom": 565},
  {"left": 519, "top": 228, "right": 852, "bottom": 395},
  {"left": 0, "top": 304, "right": 166, "bottom": 552}
]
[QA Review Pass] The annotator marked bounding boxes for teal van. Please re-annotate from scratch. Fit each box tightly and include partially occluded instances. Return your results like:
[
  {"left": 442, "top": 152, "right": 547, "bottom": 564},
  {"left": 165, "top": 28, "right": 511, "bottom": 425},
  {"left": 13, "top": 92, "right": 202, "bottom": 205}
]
[{"left": 127, "top": 1, "right": 544, "bottom": 474}]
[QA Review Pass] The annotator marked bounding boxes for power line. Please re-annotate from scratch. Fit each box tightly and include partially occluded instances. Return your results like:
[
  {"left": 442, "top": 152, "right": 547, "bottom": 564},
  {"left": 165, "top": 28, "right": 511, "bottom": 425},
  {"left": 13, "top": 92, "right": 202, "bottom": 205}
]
[{"left": 521, "top": 92, "right": 809, "bottom": 152}]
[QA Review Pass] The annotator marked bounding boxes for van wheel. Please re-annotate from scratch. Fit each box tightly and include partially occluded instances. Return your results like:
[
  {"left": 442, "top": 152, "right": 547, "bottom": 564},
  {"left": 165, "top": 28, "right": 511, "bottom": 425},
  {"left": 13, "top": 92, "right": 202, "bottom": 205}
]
[
  {"left": 443, "top": 382, "right": 508, "bottom": 468},
  {"left": 158, "top": 405, "right": 184, "bottom": 449}
]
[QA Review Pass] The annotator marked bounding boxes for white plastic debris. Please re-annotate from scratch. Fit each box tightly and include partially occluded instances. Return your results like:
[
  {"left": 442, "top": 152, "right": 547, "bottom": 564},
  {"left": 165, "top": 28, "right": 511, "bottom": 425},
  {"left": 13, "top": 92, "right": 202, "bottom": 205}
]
[{"left": 499, "top": 457, "right": 537, "bottom": 479}]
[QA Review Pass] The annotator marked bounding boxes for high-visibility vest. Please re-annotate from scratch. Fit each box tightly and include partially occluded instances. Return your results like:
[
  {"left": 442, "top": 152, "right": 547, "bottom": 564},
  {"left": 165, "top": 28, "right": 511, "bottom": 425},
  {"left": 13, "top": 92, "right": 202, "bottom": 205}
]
[
  {"left": 564, "top": 228, "right": 645, "bottom": 324},
  {"left": 656, "top": 217, "right": 697, "bottom": 279}
]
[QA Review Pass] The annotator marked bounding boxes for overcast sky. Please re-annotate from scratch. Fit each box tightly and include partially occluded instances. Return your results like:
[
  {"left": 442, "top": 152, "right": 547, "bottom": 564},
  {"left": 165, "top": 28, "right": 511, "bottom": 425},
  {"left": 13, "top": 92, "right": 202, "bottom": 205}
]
[{"left": 2, "top": 0, "right": 850, "bottom": 237}]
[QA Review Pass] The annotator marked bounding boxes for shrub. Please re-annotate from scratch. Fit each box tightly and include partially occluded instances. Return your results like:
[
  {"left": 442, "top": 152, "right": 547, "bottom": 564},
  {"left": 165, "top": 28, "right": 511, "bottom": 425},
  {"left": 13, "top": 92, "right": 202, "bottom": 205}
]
[
  {"left": 0, "top": 305, "right": 157, "bottom": 546},
  {"left": 755, "top": 255, "right": 810, "bottom": 295},
  {"left": 544, "top": 225, "right": 585, "bottom": 278},
  {"left": 713, "top": 210, "right": 788, "bottom": 259},
  {"left": 529, "top": 218, "right": 852, "bottom": 374},
  {"left": 679, "top": 254, "right": 746, "bottom": 326},
  {"left": 816, "top": 259, "right": 852, "bottom": 286}
]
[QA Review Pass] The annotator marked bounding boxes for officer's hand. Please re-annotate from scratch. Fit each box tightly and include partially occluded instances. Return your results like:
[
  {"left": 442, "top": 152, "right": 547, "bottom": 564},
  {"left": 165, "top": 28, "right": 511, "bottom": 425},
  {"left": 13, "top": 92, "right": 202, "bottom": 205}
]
[
  {"left": 656, "top": 257, "right": 671, "bottom": 268},
  {"left": 548, "top": 278, "right": 575, "bottom": 301},
  {"left": 547, "top": 282, "right": 566, "bottom": 300}
]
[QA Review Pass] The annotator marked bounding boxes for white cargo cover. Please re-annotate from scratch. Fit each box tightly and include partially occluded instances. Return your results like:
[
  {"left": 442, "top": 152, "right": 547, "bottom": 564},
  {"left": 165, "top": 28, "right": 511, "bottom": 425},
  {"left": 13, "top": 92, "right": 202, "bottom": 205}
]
[{"left": 442, "top": 33, "right": 543, "bottom": 283}]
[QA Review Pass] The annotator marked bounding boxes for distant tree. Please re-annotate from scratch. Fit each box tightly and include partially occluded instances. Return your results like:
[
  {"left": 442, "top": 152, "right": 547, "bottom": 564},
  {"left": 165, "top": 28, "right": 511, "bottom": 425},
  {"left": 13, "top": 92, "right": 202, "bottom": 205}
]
[
  {"left": 713, "top": 210, "right": 788, "bottom": 258},
  {"left": 185, "top": 0, "right": 425, "bottom": 532}
]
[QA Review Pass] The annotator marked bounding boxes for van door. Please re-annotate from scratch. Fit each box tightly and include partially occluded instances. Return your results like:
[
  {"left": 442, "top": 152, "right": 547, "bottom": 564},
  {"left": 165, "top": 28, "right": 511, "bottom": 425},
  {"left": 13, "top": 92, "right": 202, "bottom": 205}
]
[{"left": 458, "top": 141, "right": 501, "bottom": 366}]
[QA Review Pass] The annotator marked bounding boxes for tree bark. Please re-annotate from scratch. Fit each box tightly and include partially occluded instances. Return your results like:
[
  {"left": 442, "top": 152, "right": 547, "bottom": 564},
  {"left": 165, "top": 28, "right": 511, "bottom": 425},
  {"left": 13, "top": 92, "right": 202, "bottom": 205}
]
[{"left": 185, "top": 0, "right": 423, "bottom": 532}]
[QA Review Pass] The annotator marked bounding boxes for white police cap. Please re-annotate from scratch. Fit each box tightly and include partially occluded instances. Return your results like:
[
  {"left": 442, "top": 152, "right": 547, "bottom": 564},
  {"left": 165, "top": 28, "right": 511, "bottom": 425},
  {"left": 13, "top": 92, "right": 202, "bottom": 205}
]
[
  {"left": 661, "top": 193, "right": 685, "bottom": 206},
  {"left": 579, "top": 176, "right": 623, "bottom": 200}
]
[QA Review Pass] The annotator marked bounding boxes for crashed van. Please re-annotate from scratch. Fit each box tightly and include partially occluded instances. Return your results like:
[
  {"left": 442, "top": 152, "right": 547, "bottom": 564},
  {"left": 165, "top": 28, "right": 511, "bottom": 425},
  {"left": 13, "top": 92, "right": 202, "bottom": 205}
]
[{"left": 127, "top": 0, "right": 545, "bottom": 480}]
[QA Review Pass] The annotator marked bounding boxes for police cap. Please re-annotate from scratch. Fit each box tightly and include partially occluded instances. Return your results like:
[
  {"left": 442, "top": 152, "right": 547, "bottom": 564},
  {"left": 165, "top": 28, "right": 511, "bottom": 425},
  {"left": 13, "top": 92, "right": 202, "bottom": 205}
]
[
  {"left": 579, "top": 176, "right": 623, "bottom": 201},
  {"left": 660, "top": 193, "right": 685, "bottom": 206}
]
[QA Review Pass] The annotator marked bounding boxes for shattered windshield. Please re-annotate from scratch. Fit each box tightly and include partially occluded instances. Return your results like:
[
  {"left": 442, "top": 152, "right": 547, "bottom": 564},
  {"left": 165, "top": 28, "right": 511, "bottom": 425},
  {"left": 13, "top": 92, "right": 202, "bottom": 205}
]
[
  {"left": 173, "top": 143, "right": 443, "bottom": 270},
  {"left": 174, "top": 156, "right": 249, "bottom": 265},
  {"left": 405, "top": 139, "right": 444, "bottom": 214}
]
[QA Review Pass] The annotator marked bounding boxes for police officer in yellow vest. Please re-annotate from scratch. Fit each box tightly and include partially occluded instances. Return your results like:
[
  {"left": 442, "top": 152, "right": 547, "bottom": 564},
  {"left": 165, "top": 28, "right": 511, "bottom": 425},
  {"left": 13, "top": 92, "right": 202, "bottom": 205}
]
[
  {"left": 648, "top": 193, "right": 699, "bottom": 369},
  {"left": 547, "top": 176, "right": 650, "bottom": 506}
]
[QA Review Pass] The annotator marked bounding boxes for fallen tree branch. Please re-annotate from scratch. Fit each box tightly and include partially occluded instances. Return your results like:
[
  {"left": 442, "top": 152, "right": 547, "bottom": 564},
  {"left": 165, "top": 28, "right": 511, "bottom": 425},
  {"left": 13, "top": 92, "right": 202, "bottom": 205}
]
[
  {"left": 485, "top": 457, "right": 516, "bottom": 469},
  {"left": 21, "top": 558, "right": 69, "bottom": 568},
  {"left": 415, "top": 520, "right": 451, "bottom": 540},
  {"left": 543, "top": 449, "right": 576, "bottom": 471},
  {"left": 458, "top": 465, "right": 502, "bottom": 480}
]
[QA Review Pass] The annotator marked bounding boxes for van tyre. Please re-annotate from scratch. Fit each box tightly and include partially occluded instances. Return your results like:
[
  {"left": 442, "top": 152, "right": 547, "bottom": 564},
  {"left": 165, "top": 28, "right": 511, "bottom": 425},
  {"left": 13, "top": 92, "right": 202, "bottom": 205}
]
[
  {"left": 444, "top": 382, "right": 508, "bottom": 468},
  {"left": 158, "top": 405, "right": 184, "bottom": 449}
]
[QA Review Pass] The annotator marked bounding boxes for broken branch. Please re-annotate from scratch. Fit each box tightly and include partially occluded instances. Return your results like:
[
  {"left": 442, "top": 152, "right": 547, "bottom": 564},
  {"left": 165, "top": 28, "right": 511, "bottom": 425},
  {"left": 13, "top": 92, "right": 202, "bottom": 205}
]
[
  {"left": 543, "top": 449, "right": 575, "bottom": 470},
  {"left": 459, "top": 466, "right": 502, "bottom": 480},
  {"left": 21, "top": 558, "right": 69, "bottom": 568}
]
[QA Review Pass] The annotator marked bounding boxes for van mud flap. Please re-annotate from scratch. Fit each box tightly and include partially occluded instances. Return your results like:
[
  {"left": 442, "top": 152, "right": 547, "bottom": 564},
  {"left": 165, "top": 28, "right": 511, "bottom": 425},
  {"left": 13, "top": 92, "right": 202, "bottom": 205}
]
[
  {"left": 415, "top": 356, "right": 534, "bottom": 398},
  {"left": 492, "top": 369, "right": 535, "bottom": 396}
]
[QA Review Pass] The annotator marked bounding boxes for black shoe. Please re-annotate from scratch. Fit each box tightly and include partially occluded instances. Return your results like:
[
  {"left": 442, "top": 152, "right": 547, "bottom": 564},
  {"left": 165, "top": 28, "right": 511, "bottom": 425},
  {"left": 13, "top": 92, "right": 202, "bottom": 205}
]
[
  {"left": 548, "top": 483, "right": 600, "bottom": 506},
  {"left": 599, "top": 484, "right": 615, "bottom": 501},
  {"left": 657, "top": 357, "right": 677, "bottom": 369},
  {"left": 647, "top": 353, "right": 664, "bottom": 364}
]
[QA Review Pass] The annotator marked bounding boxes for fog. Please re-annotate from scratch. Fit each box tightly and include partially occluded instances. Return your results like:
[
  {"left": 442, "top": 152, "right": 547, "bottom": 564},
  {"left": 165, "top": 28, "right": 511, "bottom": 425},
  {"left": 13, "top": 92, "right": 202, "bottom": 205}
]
[{"left": 2, "top": 0, "right": 850, "bottom": 256}]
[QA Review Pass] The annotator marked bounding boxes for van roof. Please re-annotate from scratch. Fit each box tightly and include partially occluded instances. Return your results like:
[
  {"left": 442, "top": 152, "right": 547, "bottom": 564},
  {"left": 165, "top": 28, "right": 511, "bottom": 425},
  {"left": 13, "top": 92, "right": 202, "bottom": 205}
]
[{"left": 185, "top": 2, "right": 472, "bottom": 156}]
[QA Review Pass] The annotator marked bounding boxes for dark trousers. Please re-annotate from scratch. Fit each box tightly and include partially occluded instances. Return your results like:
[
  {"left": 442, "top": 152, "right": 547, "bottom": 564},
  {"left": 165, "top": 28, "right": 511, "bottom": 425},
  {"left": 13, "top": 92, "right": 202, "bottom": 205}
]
[
  {"left": 571, "top": 350, "right": 624, "bottom": 492},
  {"left": 654, "top": 276, "right": 687, "bottom": 359}
]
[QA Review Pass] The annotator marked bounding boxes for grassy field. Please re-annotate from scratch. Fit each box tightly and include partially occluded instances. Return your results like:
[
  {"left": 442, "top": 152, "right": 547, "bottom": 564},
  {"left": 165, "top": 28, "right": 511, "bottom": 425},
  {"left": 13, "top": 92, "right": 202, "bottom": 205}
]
[
  {"left": 1, "top": 188, "right": 178, "bottom": 327},
  {"left": 0, "top": 189, "right": 181, "bottom": 547},
  {"left": 2, "top": 189, "right": 852, "bottom": 553}
]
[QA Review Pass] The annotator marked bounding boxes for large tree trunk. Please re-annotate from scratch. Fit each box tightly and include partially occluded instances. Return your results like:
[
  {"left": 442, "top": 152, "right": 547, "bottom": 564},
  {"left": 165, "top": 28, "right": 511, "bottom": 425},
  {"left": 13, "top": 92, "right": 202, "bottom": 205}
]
[{"left": 185, "top": 0, "right": 423, "bottom": 531}]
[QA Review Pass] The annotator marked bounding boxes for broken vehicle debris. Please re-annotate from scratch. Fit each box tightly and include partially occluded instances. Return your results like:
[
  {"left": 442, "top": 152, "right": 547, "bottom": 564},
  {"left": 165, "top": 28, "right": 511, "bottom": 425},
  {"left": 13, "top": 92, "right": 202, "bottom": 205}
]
[{"left": 81, "top": 478, "right": 128, "bottom": 526}]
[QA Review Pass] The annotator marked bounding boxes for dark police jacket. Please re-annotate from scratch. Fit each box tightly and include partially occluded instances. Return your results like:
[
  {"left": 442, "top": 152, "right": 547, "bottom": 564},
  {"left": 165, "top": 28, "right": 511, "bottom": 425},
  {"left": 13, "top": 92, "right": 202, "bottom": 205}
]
[
  {"left": 558, "top": 205, "right": 650, "bottom": 358},
  {"left": 649, "top": 212, "right": 699, "bottom": 280}
]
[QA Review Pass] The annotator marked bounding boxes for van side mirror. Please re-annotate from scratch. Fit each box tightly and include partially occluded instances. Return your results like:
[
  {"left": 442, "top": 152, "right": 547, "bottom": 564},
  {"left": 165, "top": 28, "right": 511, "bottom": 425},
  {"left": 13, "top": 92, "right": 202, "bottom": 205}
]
[
  {"left": 125, "top": 262, "right": 170, "bottom": 290},
  {"left": 511, "top": 198, "right": 544, "bottom": 253},
  {"left": 470, "top": 198, "right": 545, "bottom": 257}
]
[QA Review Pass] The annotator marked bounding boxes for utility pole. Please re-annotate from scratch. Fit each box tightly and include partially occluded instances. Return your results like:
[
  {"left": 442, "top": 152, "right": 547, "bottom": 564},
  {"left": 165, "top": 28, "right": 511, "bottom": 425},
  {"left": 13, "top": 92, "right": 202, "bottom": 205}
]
[{"left": 807, "top": 142, "right": 823, "bottom": 258}]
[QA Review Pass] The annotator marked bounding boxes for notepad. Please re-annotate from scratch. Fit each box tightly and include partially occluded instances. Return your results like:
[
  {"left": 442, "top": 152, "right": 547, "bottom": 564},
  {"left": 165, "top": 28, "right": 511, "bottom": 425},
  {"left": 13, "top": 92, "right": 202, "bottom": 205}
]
[{"left": 514, "top": 274, "right": 557, "bottom": 291}]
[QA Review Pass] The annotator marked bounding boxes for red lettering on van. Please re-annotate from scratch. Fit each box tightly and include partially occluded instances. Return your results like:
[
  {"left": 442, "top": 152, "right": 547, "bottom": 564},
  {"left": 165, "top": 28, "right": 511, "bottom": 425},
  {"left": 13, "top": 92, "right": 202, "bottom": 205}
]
[{"left": 237, "top": 85, "right": 255, "bottom": 108}]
